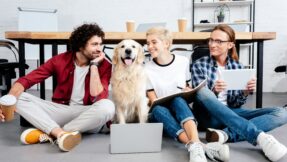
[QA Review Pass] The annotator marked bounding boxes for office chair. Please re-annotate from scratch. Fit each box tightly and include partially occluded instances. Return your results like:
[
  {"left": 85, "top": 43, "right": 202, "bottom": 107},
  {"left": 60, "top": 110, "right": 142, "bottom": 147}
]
[
  {"left": 0, "top": 40, "right": 29, "bottom": 96},
  {"left": 274, "top": 65, "right": 287, "bottom": 108},
  {"left": 191, "top": 29, "right": 212, "bottom": 62},
  {"left": 0, "top": 40, "right": 32, "bottom": 127},
  {"left": 102, "top": 45, "right": 113, "bottom": 63},
  {"left": 190, "top": 45, "right": 210, "bottom": 62}
]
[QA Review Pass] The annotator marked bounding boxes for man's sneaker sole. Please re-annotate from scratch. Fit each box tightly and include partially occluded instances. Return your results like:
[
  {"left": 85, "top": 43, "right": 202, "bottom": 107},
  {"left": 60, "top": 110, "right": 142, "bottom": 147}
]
[
  {"left": 58, "top": 132, "right": 81, "bottom": 152},
  {"left": 20, "top": 128, "right": 40, "bottom": 144}
]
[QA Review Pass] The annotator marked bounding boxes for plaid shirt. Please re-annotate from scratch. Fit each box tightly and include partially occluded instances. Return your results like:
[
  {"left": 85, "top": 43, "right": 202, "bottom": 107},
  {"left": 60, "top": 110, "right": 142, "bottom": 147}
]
[{"left": 191, "top": 55, "right": 247, "bottom": 108}]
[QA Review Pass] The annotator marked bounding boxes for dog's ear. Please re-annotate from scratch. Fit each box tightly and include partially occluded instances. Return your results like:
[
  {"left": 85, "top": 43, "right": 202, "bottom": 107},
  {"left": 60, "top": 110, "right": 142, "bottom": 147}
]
[
  {"left": 112, "top": 45, "right": 119, "bottom": 65},
  {"left": 136, "top": 44, "right": 145, "bottom": 64}
]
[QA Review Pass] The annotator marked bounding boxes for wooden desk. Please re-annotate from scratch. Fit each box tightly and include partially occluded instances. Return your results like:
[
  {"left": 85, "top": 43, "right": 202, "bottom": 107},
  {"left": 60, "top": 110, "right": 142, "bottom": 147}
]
[{"left": 5, "top": 31, "right": 276, "bottom": 108}]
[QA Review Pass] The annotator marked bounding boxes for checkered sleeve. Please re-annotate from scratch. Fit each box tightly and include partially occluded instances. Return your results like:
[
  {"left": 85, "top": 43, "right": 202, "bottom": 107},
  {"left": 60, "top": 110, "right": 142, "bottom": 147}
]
[{"left": 191, "top": 60, "right": 208, "bottom": 88}]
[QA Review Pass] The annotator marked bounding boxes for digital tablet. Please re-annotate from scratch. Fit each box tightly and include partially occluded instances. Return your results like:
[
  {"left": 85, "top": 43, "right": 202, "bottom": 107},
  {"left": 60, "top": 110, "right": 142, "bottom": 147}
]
[{"left": 220, "top": 69, "right": 256, "bottom": 90}]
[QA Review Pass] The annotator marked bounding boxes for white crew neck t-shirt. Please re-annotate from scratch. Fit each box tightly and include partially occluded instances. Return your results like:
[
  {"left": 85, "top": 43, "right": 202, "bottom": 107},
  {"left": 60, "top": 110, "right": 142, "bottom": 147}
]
[
  {"left": 217, "top": 65, "right": 227, "bottom": 105},
  {"left": 145, "top": 54, "right": 191, "bottom": 98},
  {"left": 70, "top": 63, "right": 89, "bottom": 105}
]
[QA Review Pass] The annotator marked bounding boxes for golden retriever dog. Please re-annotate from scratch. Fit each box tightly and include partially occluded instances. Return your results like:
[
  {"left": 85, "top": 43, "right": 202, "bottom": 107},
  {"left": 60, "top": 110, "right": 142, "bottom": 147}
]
[{"left": 111, "top": 39, "right": 148, "bottom": 124}]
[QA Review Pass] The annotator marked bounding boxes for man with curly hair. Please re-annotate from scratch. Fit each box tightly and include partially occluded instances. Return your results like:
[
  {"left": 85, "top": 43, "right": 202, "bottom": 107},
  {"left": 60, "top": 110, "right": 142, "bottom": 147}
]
[{"left": 0, "top": 23, "right": 115, "bottom": 152}]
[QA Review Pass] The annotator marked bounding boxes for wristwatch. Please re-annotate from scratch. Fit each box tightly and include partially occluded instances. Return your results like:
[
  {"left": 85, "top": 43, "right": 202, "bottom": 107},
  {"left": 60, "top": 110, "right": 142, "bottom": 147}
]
[{"left": 90, "top": 61, "right": 99, "bottom": 67}]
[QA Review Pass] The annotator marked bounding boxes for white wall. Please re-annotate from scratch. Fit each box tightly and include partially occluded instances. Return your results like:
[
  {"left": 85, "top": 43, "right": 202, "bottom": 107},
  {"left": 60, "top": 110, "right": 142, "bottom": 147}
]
[
  {"left": 0, "top": 0, "right": 286, "bottom": 92},
  {"left": 255, "top": 1, "right": 287, "bottom": 92}
]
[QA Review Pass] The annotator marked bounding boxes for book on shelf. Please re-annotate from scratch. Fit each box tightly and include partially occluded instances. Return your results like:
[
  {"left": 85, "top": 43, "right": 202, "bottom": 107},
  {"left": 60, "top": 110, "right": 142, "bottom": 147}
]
[{"left": 150, "top": 79, "right": 207, "bottom": 109}]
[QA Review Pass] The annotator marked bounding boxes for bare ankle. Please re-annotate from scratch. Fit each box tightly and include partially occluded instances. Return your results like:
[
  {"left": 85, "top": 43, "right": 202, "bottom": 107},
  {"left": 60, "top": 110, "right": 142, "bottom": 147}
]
[{"left": 50, "top": 127, "right": 65, "bottom": 138}]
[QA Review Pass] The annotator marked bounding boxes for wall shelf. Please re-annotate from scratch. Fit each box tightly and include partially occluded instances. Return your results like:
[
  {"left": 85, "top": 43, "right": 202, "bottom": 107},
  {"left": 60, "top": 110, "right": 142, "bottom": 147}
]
[
  {"left": 191, "top": 0, "right": 256, "bottom": 68},
  {"left": 194, "top": 21, "right": 252, "bottom": 28},
  {"left": 192, "top": 0, "right": 254, "bottom": 31},
  {"left": 194, "top": 1, "right": 253, "bottom": 7}
]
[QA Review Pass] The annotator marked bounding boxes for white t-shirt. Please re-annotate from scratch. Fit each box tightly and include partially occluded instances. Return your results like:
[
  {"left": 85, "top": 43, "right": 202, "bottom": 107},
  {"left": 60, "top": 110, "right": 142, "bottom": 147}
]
[
  {"left": 217, "top": 66, "right": 227, "bottom": 105},
  {"left": 145, "top": 54, "right": 191, "bottom": 98},
  {"left": 70, "top": 64, "right": 89, "bottom": 106}
]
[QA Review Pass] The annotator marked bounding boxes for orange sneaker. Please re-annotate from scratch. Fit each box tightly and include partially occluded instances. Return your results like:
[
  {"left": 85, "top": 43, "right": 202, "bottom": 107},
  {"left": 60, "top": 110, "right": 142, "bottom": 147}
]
[
  {"left": 57, "top": 131, "right": 81, "bottom": 152},
  {"left": 20, "top": 128, "right": 53, "bottom": 145}
]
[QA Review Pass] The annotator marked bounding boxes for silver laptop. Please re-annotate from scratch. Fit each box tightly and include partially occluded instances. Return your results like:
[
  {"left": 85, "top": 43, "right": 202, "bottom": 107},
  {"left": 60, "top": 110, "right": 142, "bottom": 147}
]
[
  {"left": 110, "top": 123, "right": 163, "bottom": 154},
  {"left": 136, "top": 22, "right": 166, "bottom": 32}
]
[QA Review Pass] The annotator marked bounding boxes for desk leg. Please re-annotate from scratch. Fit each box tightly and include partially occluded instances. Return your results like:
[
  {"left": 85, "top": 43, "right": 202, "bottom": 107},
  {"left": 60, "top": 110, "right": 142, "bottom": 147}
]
[
  {"left": 18, "top": 41, "right": 26, "bottom": 77},
  {"left": 19, "top": 41, "right": 32, "bottom": 127},
  {"left": 236, "top": 43, "right": 240, "bottom": 57},
  {"left": 256, "top": 41, "right": 263, "bottom": 108},
  {"left": 52, "top": 43, "right": 58, "bottom": 92},
  {"left": 39, "top": 44, "right": 45, "bottom": 99}
]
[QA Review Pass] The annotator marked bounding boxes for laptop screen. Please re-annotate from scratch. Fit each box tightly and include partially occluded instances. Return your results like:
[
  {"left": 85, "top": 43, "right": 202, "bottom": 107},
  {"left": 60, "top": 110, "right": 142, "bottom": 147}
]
[{"left": 136, "top": 23, "right": 166, "bottom": 32}]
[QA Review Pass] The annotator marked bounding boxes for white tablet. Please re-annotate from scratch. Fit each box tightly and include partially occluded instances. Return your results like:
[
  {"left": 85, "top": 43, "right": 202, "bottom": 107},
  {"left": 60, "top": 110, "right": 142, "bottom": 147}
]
[{"left": 220, "top": 69, "right": 256, "bottom": 90}]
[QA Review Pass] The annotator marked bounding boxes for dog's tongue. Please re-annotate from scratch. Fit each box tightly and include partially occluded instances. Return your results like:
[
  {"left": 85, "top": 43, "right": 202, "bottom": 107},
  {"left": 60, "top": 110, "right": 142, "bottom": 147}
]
[{"left": 124, "top": 59, "right": 133, "bottom": 65}]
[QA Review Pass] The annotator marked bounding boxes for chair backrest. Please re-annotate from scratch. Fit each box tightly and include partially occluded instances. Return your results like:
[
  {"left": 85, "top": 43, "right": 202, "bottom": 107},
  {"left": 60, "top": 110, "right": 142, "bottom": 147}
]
[
  {"left": 0, "top": 40, "right": 19, "bottom": 62},
  {"left": 0, "top": 40, "right": 22, "bottom": 96},
  {"left": 102, "top": 45, "right": 114, "bottom": 63},
  {"left": 191, "top": 28, "right": 211, "bottom": 63},
  {"left": 191, "top": 45, "right": 210, "bottom": 63}
]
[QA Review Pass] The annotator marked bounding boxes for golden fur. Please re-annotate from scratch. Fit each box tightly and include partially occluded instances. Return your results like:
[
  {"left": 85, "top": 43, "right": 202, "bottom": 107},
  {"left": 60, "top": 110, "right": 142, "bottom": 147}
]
[{"left": 111, "top": 39, "right": 149, "bottom": 124}]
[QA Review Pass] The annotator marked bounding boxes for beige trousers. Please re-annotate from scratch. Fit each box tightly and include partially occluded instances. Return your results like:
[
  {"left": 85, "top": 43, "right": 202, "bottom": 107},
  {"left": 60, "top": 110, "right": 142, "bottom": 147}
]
[{"left": 16, "top": 92, "right": 115, "bottom": 134}]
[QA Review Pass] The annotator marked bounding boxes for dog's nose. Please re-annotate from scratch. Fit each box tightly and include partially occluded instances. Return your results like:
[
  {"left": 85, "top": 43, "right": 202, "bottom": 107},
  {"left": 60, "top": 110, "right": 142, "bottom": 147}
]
[{"left": 125, "top": 48, "right": 132, "bottom": 55}]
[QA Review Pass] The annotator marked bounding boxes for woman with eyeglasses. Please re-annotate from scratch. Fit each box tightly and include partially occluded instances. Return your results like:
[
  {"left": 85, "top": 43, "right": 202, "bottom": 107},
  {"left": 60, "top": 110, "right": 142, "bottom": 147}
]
[{"left": 191, "top": 24, "right": 287, "bottom": 161}]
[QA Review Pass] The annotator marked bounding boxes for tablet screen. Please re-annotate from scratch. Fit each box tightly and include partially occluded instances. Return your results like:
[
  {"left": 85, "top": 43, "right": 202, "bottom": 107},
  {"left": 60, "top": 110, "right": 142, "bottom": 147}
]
[{"left": 220, "top": 69, "right": 256, "bottom": 90}]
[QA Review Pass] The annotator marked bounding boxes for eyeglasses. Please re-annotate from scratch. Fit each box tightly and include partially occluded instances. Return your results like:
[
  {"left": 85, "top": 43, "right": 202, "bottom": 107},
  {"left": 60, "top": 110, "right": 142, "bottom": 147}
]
[{"left": 208, "top": 38, "right": 230, "bottom": 46}]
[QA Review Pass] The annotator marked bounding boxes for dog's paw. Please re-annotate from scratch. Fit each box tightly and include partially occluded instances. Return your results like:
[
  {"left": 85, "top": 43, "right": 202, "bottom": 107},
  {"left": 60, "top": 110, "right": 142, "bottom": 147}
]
[{"left": 118, "top": 120, "right": 126, "bottom": 124}]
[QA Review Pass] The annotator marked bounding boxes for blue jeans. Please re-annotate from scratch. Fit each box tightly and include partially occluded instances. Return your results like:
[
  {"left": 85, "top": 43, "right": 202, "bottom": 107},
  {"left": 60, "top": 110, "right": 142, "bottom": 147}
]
[
  {"left": 149, "top": 97, "right": 195, "bottom": 141},
  {"left": 193, "top": 87, "right": 287, "bottom": 145}
]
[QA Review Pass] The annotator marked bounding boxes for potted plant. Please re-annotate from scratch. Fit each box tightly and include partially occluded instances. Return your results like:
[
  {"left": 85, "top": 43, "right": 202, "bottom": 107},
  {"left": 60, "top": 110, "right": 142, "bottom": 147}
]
[{"left": 217, "top": 6, "right": 225, "bottom": 23}]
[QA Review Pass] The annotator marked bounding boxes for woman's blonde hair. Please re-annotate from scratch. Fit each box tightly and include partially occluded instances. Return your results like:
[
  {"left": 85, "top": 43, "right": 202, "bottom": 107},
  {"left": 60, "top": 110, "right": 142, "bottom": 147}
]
[
  {"left": 212, "top": 24, "right": 239, "bottom": 61},
  {"left": 146, "top": 27, "right": 173, "bottom": 49}
]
